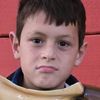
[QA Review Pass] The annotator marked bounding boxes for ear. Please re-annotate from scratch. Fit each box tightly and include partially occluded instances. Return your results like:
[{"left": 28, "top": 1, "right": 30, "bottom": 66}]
[
  {"left": 9, "top": 32, "right": 20, "bottom": 59},
  {"left": 75, "top": 42, "right": 87, "bottom": 66}
]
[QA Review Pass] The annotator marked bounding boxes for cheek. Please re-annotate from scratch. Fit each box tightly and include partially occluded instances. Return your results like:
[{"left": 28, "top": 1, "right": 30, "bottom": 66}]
[
  {"left": 19, "top": 46, "right": 40, "bottom": 68},
  {"left": 63, "top": 53, "right": 76, "bottom": 62},
  {"left": 20, "top": 43, "right": 39, "bottom": 58},
  {"left": 60, "top": 53, "right": 77, "bottom": 70},
  {"left": 60, "top": 58, "right": 75, "bottom": 78},
  {"left": 61, "top": 61, "right": 73, "bottom": 74}
]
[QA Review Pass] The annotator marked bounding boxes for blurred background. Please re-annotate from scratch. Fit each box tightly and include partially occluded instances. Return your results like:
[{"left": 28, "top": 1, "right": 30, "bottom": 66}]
[{"left": 0, "top": 0, "right": 100, "bottom": 87}]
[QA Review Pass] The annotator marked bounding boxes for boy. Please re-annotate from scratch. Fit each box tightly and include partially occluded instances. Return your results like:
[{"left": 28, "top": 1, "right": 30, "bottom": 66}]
[{"left": 1, "top": 0, "right": 95, "bottom": 99}]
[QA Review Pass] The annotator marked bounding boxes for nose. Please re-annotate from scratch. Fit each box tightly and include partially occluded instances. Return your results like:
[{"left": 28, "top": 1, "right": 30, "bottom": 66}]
[{"left": 40, "top": 44, "right": 56, "bottom": 61}]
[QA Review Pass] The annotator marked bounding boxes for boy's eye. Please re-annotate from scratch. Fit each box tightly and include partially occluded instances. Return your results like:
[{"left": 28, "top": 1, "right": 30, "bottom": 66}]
[
  {"left": 32, "top": 38, "right": 44, "bottom": 46},
  {"left": 57, "top": 40, "right": 71, "bottom": 48},
  {"left": 33, "top": 39, "right": 42, "bottom": 43}
]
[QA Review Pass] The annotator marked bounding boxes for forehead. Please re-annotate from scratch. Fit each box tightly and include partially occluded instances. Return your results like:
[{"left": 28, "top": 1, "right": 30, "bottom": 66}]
[{"left": 22, "top": 11, "right": 78, "bottom": 39}]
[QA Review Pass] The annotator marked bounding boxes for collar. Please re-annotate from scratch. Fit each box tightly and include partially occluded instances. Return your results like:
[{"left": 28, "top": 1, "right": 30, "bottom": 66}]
[{"left": 7, "top": 68, "right": 23, "bottom": 86}]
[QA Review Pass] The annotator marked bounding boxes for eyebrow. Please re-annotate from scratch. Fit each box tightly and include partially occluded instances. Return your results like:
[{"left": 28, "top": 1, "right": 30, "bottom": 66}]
[
  {"left": 29, "top": 31, "right": 72, "bottom": 39},
  {"left": 33, "top": 31, "right": 46, "bottom": 36}
]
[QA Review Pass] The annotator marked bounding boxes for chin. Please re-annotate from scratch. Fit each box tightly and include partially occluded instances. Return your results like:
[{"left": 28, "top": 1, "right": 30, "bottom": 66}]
[
  {"left": 35, "top": 83, "right": 61, "bottom": 90},
  {"left": 37, "top": 86, "right": 57, "bottom": 91}
]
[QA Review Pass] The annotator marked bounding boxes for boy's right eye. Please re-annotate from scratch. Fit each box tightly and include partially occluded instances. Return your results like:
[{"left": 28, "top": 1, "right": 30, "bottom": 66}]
[{"left": 31, "top": 38, "right": 44, "bottom": 46}]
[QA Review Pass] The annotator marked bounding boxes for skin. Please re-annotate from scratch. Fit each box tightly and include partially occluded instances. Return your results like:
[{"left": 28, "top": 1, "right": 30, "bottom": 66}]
[{"left": 10, "top": 11, "right": 86, "bottom": 90}]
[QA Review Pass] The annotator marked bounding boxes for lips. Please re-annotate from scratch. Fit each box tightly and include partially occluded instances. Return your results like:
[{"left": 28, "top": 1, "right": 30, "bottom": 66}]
[{"left": 36, "top": 66, "right": 58, "bottom": 73}]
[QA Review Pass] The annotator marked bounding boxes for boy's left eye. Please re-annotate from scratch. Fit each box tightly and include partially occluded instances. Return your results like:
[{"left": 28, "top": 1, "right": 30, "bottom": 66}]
[{"left": 57, "top": 40, "right": 71, "bottom": 48}]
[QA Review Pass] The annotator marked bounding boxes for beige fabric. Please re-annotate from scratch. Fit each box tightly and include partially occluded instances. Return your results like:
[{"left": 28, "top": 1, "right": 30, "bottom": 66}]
[{"left": 0, "top": 75, "right": 84, "bottom": 100}]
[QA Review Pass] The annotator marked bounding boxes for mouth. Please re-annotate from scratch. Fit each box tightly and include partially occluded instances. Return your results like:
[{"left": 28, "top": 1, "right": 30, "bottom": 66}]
[{"left": 36, "top": 66, "right": 58, "bottom": 73}]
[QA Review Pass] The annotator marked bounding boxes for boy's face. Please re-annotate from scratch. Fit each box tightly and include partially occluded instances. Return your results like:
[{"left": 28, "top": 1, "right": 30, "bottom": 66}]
[{"left": 11, "top": 11, "right": 86, "bottom": 90}]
